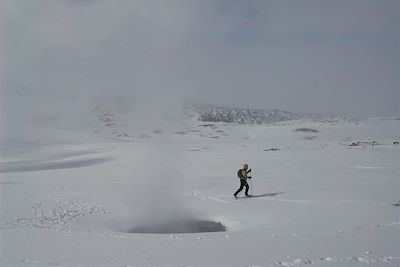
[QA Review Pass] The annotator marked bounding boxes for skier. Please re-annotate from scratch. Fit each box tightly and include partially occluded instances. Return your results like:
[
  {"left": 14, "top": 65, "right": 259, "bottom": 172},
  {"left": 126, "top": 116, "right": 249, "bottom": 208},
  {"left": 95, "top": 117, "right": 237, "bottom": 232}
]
[{"left": 234, "top": 163, "right": 252, "bottom": 198}]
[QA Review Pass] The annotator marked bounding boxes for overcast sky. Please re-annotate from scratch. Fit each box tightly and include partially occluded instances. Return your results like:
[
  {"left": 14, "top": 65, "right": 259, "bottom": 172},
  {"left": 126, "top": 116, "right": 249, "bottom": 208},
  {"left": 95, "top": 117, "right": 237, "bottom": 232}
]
[{"left": 1, "top": 0, "right": 399, "bottom": 117}]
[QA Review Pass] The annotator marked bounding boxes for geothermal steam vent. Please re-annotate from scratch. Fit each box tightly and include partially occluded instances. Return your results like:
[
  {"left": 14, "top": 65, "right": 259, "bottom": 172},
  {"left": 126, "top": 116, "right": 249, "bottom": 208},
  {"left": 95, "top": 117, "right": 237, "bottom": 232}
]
[{"left": 125, "top": 219, "right": 226, "bottom": 234}]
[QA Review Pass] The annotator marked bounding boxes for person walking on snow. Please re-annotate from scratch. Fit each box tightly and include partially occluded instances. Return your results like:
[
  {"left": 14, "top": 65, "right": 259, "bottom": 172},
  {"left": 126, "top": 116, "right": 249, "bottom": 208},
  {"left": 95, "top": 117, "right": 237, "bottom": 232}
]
[{"left": 234, "top": 163, "right": 252, "bottom": 198}]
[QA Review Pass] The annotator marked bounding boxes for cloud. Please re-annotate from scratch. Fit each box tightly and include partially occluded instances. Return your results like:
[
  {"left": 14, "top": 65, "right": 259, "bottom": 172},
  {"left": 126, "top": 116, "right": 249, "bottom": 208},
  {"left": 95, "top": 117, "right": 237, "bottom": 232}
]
[{"left": 1, "top": 0, "right": 399, "bottom": 124}]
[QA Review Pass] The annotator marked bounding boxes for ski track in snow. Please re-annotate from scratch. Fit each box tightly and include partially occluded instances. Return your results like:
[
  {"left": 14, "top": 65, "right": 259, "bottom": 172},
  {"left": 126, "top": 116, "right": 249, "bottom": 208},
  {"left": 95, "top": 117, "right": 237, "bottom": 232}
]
[
  {"left": 256, "top": 197, "right": 315, "bottom": 203},
  {"left": 215, "top": 193, "right": 317, "bottom": 204},
  {"left": 189, "top": 190, "right": 231, "bottom": 203},
  {"left": 189, "top": 190, "right": 315, "bottom": 204},
  {"left": 353, "top": 165, "right": 397, "bottom": 170}
]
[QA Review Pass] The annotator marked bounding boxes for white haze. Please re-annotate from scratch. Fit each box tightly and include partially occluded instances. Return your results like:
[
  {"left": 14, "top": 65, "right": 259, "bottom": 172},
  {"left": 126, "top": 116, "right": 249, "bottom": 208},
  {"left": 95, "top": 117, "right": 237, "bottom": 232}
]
[
  {"left": 1, "top": 0, "right": 195, "bottom": 226},
  {"left": 1, "top": 1, "right": 399, "bottom": 139},
  {"left": 125, "top": 144, "right": 196, "bottom": 232},
  {"left": 2, "top": 1, "right": 398, "bottom": 226},
  {"left": 1, "top": 0, "right": 191, "bottom": 155}
]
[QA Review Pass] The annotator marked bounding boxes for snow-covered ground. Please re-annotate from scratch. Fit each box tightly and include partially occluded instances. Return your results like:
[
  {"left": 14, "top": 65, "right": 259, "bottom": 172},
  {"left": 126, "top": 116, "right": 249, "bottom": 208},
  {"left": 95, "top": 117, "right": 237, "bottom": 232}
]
[{"left": 1, "top": 116, "right": 399, "bottom": 266}]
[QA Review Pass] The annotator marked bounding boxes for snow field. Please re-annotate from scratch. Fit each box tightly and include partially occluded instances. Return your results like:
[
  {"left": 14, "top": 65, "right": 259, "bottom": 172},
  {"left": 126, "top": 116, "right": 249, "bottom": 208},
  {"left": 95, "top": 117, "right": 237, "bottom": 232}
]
[{"left": 1, "top": 118, "right": 399, "bottom": 266}]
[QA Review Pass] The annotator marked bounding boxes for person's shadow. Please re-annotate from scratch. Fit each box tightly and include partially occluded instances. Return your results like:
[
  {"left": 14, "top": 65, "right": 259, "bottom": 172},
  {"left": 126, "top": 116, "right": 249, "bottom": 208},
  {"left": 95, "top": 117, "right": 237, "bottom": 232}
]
[{"left": 238, "top": 192, "right": 285, "bottom": 198}]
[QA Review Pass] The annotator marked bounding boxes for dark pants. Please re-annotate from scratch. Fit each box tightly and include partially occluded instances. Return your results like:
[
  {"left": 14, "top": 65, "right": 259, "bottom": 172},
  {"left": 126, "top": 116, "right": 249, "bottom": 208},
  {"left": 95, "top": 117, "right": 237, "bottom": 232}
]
[{"left": 234, "top": 179, "right": 249, "bottom": 196}]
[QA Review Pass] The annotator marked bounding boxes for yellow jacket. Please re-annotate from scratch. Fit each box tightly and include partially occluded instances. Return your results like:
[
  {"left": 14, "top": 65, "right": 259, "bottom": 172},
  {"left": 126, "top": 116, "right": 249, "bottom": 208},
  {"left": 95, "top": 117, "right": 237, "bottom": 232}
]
[{"left": 240, "top": 169, "right": 251, "bottom": 181}]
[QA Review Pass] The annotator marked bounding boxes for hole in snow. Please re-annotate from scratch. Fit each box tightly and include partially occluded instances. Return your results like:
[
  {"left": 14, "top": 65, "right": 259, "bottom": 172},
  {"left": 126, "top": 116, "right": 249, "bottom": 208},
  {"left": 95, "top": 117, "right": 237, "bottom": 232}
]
[{"left": 124, "top": 219, "right": 226, "bottom": 234}]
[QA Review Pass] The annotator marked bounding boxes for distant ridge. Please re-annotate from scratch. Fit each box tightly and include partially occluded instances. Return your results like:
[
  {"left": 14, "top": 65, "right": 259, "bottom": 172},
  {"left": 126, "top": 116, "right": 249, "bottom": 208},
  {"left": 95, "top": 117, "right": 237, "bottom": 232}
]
[{"left": 186, "top": 104, "right": 300, "bottom": 124}]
